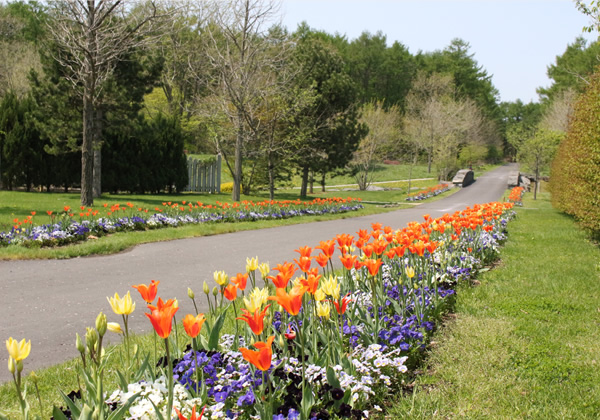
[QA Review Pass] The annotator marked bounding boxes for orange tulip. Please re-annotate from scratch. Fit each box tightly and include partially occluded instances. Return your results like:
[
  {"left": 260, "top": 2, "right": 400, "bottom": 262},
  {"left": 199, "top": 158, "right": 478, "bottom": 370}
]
[
  {"left": 268, "top": 287, "right": 304, "bottom": 316},
  {"left": 411, "top": 240, "right": 426, "bottom": 257},
  {"left": 362, "top": 244, "right": 374, "bottom": 258},
  {"left": 231, "top": 273, "right": 248, "bottom": 291},
  {"left": 294, "top": 245, "right": 312, "bottom": 258},
  {"left": 332, "top": 293, "right": 352, "bottom": 315},
  {"left": 223, "top": 283, "right": 238, "bottom": 301},
  {"left": 314, "top": 253, "right": 329, "bottom": 268},
  {"left": 268, "top": 262, "right": 297, "bottom": 288},
  {"left": 132, "top": 280, "right": 160, "bottom": 304},
  {"left": 335, "top": 233, "right": 354, "bottom": 248},
  {"left": 147, "top": 297, "right": 176, "bottom": 312},
  {"left": 363, "top": 258, "right": 383, "bottom": 276},
  {"left": 294, "top": 256, "right": 312, "bottom": 273},
  {"left": 175, "top": 405, "right": 206, "bottom": 420},
  {"left": 315, "top": 240, "right": 336, "bottom": 258},
  {"left": 240, "top": 336, "right": 275, "bottom": 371},
  {"left": 339, "top": 254, "right": 357, "bottom": 270},
  {"left": 299, "top": 272, "right": 320, "bottom": 294},
  {"left": 372, "top": 239, "right": 388, "bottom": 256},
  {"left": 356, "top": 229, "right": 370, "bottom": 241},
  {"left": 145, "top": 299, "right": 179, "bottom": 339},
  {"left": 236, "top": 304, "right": 271, "bottom": 335},
  {"left": 183, "top": 313, "right": 206, "bottom": 338}
]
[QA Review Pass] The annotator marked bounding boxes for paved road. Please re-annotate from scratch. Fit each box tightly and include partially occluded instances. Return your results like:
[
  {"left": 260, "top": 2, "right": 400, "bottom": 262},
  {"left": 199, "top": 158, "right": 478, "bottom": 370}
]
[{"left": 0, "top": 164, "right": 515, "bottom": 383}]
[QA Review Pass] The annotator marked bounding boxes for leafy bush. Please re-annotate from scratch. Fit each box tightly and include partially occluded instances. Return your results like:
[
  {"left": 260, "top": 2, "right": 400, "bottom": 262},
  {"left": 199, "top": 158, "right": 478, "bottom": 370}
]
[{"left": 220, "top": 182, "right": 233, "bottom": 193}]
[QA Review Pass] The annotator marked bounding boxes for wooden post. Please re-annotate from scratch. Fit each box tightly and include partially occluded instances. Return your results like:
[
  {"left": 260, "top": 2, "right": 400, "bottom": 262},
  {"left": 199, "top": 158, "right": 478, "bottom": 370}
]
[{"left": 216, "top": 154, "right": 221, "bottom": 194}]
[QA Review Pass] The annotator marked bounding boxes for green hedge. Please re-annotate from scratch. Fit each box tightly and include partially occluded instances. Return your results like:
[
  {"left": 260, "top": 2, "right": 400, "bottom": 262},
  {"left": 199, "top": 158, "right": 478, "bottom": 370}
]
[{"left": 550, "top": 69, "right": 600, "bottom": 236}]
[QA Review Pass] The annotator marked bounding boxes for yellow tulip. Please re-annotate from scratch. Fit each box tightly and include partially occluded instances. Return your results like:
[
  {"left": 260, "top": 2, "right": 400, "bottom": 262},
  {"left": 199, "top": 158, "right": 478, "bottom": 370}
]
[
  {"left": 6, "top": 337, "right": 31, "bottom": 361},
  {"left": 107, "top": 291, "right": 135, "bottom": 315},
  {"left": 258, "top": 262, "right": 270, "bottom": 278},
  {"left": 107, "top": 322, "right": 123, "bottom": 334},
  {"left": 316, "top": 301, "right": 331, "bottom": 320},
  {"left": 244, "top": 287, "right": 269, "bottom": 313},
  {"left": 405, "top": 266, "right": 415, "bottom": 279},
  {"left": 321, "top": 275, "right": 340, "bottom": 300},
  {"left": 8, "top": 356, "right": 15, "bottom": 374},
  {"left": 246, "top": 256, "right": 259, "bottom": 273},
  {"left": 314, "top": 288, "right": 326, "bottom": 302},
  {"left": 214, "top": 270, "right": 229, "bottom": 286}
]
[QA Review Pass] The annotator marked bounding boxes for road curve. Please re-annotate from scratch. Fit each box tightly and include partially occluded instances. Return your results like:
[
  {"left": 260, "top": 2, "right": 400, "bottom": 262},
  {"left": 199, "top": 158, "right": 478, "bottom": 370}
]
[{"left": 0, "top": 164, "right": 515, "bottom": 383}]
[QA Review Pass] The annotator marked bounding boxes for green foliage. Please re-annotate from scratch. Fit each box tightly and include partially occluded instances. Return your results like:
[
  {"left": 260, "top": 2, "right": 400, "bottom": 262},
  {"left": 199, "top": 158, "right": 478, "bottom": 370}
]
[
  {"left": 104, "top": 113, "right": 188, "bottom": 194},
  {"left": 418, "top": 38, "right": 500, "bottom": 121},
  {"left": 499, "top": 99, "right": 543, "bottom": 159},
  {"left": 538, "top": 37, "right": 600, "bottom": 102},
  {"left": 550, "top": 69, "right": 600, "bottom": 235}
]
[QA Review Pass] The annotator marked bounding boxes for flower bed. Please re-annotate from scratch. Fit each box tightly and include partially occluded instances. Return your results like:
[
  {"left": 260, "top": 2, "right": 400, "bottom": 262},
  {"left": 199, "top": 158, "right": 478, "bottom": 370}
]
[
  {"left": 4, "top": 201, "right": 517, "bottom": 420},
  {"left": 0, "top": 197, "right": 363, "bottom": 248},
  {"left": 405, "top": 183, "right": 452, "bottom": 201},
  {"left": 507, "top": 186, "right": 525, "bottom": 206}
]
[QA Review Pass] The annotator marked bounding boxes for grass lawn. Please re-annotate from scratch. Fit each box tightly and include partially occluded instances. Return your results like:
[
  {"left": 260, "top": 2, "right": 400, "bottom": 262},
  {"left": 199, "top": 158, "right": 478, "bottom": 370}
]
[{"left": 387, "top": 191, "right": 600, "bottom": 419}]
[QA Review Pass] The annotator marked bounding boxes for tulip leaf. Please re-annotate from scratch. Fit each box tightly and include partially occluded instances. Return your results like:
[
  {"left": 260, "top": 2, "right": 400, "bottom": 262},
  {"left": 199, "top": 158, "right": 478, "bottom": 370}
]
[
  {"left": 301, "top": 385, "right": 315, "bottom": 420},
  {"left": 208, "top": 311, "right": 227, "bottom": 350},
  {"left": 107, "top": 392, "right": 141, "bottom": 420},
  {"left": 149, "top": 399, "right": 166, "bottom": 420},
  {"left": 326, "top": 366, "right": 341, "bottom": 389},
  {"left": 58, "top": 389, "right": 82, "bottom": 418},
  {"left": 116, "top": 370, "right": 129, "bottom": 390},
  {"left": 78, "top": 404, "right": 93, "bottom": 420},
  {"left": 51, "top": 406, "right": 69, "bottom": 420}
]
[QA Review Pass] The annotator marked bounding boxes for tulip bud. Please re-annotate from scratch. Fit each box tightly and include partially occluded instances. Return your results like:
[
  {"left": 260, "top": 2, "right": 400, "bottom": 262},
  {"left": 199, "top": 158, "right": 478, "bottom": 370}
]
[
  {"left": 203, "top": 281, "right": 210, "bottom": 295},
  {"left": 173, "top": 299, "right": 179, "bottom": 309},
  {"left": 107, "top": 322, "right": 123, "bottom": 334},
  {"left": 96, "top": 312, "right": 107, "bottom": 337},
  {"left": 76, "top": 333, "right": 85, "bottom": 354},
  {"left": 8, "top": 357, "right": 15, "bottom": 374},
  {"left": 85, "top": 327, "right": 98, "bottom": 352},
  {"left": 212, "top": 286, "right": 218, "bottom": 297},
  {"left": 187, "top": 287, "right": 195, "bottom": 299},
  {"left": 258, "top": 263, "right": 270, "bottom": 279},
  {"left": 16, "top": 359, "right": 23, "bottom": 373},
  {"left": 278, "top": 335, "right": 285, "bottom": 348},
  {"left": 29, "top": 370, "right": 39, "bottom": 384},
  {"left": 132, "top": 344, "right": 138, "bottom": 355}
]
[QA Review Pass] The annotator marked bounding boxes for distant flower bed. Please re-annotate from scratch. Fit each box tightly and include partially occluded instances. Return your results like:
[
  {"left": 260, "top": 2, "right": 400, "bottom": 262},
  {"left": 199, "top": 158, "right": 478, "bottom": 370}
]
[
  {"left": 507, "top": 186, "right": 525, "bottom": 206},
  {"left": 0, "top": 197, "right": 363, "bottom": 248},
  {"left": 405, "top": 183, "right": 452, "bottom": 201}
]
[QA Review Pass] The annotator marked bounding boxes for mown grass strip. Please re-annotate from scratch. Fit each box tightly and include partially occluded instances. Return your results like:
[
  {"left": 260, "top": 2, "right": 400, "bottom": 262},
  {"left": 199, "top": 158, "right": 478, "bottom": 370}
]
[{"left": 387, "top": 191, "right": 600, "bottom": 419}]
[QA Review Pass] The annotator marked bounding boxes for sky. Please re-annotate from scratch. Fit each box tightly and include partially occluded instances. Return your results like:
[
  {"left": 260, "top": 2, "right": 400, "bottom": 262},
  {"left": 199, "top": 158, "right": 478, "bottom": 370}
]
[{"left": 279, "top": 0, "right": 598, "bottom": 103}]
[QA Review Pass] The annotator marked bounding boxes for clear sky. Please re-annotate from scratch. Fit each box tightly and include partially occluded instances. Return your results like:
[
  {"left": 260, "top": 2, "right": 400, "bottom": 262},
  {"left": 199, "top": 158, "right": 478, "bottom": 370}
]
[{"left": 279, "top": 0, "right": 598, "bottom": 103}]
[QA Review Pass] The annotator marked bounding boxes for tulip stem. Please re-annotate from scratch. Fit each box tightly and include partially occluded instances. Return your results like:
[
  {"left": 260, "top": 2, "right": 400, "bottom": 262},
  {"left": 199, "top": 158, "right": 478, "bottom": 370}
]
[{"left": 164, "top": 338, "right": 174, "bottom": 419}]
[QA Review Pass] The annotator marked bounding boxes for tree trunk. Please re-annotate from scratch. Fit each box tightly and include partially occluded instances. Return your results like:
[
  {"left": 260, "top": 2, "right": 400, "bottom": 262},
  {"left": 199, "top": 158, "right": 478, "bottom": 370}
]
[
  {"left": 427, "top": 147, "right": 432, "bottom": 174},
  {"left": 81, "top": 91, "right": 94, "bottom": 207},
  {"left": 233, "top": 112, "right": 243, "bottom": 201},
  {"left": 93, "top": 108, "right": 103, "bottom": 198},
  {"left": 268, "top": 153, "right": 274, "bottom": 200},
  {"left": 309, "top": 170, "right": 314, "bottom": 194},
  {"left": 300, "top": 165, "right": 309, "bottom": 199},
  {"left": 320, "top": 171, "right": 326, "bottom": 192},
  {"left": 534, "top": 167, "right": 539, "bottom": 200}
]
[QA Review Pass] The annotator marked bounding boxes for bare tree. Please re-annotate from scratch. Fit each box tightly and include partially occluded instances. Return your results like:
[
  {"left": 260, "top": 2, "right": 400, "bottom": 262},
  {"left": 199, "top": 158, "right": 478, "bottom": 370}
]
[
  {"left": 201, "top": 0, "right": 282, "bottom": 201},
  {"left": 352, "top": 101, "right": 400, "bottom": 190},
  {"left": 46, "top": 0, "right": 168, "bottom": 205},
  {"left": 539, "top": 88, "right": 577, "bottom": 133}
]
